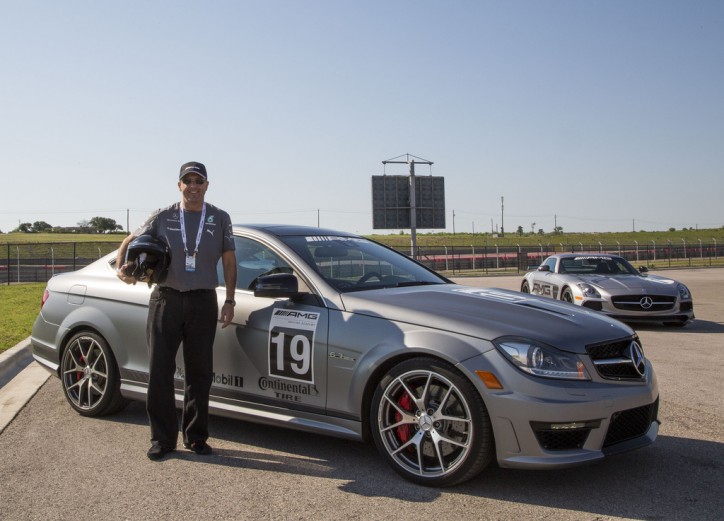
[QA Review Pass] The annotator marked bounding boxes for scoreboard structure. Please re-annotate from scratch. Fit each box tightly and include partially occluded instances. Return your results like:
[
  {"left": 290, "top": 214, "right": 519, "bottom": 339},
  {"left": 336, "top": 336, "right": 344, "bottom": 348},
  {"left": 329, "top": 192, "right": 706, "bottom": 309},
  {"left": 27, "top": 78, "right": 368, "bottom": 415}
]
[
  {"left": 371, "top": 175, "right": 446, "bottom": 230},
  {"left": 371, "top": 155, "right": 446, "bottom": 258}
]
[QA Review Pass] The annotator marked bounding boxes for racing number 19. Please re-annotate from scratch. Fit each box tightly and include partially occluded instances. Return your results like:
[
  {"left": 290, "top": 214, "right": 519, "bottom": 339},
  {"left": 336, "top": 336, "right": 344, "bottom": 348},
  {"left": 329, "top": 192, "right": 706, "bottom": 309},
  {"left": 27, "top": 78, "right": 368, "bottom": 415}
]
[{"left": 269, "top": 326, "right": 313, "bottom": 382}]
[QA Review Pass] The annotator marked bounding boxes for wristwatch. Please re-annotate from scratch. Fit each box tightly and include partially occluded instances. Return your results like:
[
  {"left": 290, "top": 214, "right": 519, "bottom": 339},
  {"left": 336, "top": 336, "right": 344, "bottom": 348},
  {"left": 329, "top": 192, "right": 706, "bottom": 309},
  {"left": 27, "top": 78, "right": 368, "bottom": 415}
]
[{"left": 224, "top": 299, "right": 236, "bottom": 306}]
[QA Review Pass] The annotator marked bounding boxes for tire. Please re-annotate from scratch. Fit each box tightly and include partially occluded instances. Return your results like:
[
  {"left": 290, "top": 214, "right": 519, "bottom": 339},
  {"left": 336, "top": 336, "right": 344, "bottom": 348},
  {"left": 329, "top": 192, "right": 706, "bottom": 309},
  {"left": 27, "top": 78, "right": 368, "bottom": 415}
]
[
  {"left": 561, "top": 287, "right": 574, "bottom": 304},
  {"left": 521, "top": 281, "right": 530, "bottom": 293},
  {"left": 370, "top": 357, "right": 494, "bottom": 486},
  {"left": 60, "top": 331, "right": 128, "bottom": 417}
]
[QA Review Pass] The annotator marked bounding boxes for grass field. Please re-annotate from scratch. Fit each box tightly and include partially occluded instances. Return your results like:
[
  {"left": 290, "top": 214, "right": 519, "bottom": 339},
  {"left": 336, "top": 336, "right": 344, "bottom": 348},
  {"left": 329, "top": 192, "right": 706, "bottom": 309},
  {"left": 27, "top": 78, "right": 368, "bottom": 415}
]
[
  {"left": 369, "top": 228, "right": 724, "bottom": 249},
  {"left": 0, "top": 283, "right": 45, "bottom": 352},
  {"left": 2, "top": 228, "right": 723, "bottom": 249},
  {"left": 0, "top": 232, "right": 126, "bottom": 245}
]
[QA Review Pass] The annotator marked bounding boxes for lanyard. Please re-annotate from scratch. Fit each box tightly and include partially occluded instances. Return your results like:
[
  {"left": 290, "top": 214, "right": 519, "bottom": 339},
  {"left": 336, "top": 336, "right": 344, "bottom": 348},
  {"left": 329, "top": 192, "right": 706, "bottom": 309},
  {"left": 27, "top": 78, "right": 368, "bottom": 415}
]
[{"left": 179, "top": 203, "right": 206, "bottom": 257}]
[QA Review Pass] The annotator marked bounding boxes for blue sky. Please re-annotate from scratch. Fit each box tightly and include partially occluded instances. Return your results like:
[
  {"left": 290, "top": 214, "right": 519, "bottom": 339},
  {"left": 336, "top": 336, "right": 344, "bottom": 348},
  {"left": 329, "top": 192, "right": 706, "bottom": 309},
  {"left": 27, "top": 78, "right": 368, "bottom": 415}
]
[{"left": 2, "top": 0, "right": 723, "bottom": 235}]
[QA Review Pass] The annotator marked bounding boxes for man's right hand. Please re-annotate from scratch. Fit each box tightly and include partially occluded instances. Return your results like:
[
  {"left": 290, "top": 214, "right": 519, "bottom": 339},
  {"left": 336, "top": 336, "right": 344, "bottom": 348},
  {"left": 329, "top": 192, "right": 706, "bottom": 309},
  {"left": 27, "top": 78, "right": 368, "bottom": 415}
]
[{"left": 116, "top": 264, "right": 137, "bottom": 285}]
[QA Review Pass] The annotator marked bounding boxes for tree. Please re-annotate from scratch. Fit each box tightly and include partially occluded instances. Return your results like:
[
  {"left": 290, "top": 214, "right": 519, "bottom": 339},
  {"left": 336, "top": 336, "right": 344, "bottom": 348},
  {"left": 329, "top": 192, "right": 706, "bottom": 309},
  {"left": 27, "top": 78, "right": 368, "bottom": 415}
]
[
  {"left": 13, "top": 222, "right": 33, "bottom": 233},
  {"left": 87, "top": 216, "right": 123, "bottom": 234},
  {"left": 32, "top": 221, "right": 53, "bottom": 233},
  {"left": 516, "top": 226, "right": 524, "bottom": 236}
]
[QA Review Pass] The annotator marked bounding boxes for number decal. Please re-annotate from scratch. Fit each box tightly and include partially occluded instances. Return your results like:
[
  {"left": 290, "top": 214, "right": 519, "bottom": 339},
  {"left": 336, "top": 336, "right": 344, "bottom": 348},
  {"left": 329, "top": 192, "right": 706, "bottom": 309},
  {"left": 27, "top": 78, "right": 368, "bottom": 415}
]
[
  {"left": 533, "top": 282, "right": 553, "bottom": 297},
  {"left": 268, "top": 309, "right": 320, "bottom": 383}
]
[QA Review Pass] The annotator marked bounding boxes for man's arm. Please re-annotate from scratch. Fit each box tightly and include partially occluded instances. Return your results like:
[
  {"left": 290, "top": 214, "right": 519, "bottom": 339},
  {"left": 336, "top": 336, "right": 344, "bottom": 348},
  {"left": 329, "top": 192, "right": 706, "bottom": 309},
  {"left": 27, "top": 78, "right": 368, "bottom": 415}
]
[
  {"left": 116, "top": 233, "right": 138, "bottom": 284},
  {"left": 219, "top": 249, "right": 237, "bottom": 328}
]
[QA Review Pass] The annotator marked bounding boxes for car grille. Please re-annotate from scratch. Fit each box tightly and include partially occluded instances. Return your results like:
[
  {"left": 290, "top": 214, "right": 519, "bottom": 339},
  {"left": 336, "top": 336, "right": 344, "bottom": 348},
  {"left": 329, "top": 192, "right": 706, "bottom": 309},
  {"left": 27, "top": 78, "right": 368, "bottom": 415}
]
[
  {"left": 604, "top": 398, "right": 659, "bottom": 447},
  {"left": 611, "top": 295, "right": 676, "bottom": 311},
  {"left": 586, "top": 338, "right": 646, "bottom": 380}
]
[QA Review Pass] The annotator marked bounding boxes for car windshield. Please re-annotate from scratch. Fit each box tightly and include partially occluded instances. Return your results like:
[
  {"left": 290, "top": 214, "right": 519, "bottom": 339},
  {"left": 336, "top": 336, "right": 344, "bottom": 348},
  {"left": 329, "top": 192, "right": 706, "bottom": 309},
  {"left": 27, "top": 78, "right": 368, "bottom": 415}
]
[
  {"left": 559, "top": 256, "right": 640, "bottom": 276},
  {"left": 281, "top": 235, "right": 448, "bottom": 292}
]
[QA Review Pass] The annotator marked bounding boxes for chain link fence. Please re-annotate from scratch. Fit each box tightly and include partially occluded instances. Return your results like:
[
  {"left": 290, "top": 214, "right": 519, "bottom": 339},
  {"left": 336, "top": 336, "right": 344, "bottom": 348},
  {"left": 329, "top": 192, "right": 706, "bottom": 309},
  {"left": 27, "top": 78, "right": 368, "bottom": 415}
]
[
  {"left": 2, "top": 240, "right": 723, "bottom": 285},
  {"left": 408, "top": 242, "right": 724, "bottom": 274},
  {"left": 2, "top": 242, "right": 120, "bottom": 284}
]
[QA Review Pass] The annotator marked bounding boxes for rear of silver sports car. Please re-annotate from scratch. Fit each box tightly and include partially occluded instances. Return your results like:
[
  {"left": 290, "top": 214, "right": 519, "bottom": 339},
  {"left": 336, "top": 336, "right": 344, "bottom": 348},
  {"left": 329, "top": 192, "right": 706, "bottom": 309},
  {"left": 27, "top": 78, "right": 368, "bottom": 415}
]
[{"left": 459, "top": 337, "right": 659, "bottom": 469}]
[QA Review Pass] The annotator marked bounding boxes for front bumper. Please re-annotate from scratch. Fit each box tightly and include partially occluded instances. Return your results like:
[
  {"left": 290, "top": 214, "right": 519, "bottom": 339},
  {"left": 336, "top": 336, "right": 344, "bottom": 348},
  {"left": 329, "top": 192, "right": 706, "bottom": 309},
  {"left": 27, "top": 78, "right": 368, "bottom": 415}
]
[
  {"left": 581, "top": 297, "right": 694, "bottom": 324},
  {"left": 460, "top": 350, "right": 659, "bottom": 470}
]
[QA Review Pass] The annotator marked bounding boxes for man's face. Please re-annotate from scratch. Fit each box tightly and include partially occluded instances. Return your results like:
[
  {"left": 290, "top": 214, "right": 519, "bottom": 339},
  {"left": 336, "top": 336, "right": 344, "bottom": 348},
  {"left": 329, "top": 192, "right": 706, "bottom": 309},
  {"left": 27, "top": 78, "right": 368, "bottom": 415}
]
[{"left": 178, "top": 174, "right": 208, "bottom": 207}]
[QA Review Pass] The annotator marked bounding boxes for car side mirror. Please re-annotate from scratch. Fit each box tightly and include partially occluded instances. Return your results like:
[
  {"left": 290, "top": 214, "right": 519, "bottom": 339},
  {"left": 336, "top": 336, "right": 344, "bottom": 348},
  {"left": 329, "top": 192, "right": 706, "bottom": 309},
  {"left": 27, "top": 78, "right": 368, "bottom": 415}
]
[
  {"left": 638, "top": 266, "right": 649, "bottom": 274},
  {"left": 254, "top": 273, "right": 303, "bottom": 300},
  {"left": 538, "top": 265, "right": 551, "bottom": 272}
]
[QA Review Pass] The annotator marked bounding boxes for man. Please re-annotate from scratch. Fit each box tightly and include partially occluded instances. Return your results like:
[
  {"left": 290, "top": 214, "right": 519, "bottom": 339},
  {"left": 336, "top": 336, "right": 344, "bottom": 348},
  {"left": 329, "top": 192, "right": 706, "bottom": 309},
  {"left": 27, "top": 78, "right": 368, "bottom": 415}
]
[{"left": 116, "top": 161, "right": 237, "bottom": 461}]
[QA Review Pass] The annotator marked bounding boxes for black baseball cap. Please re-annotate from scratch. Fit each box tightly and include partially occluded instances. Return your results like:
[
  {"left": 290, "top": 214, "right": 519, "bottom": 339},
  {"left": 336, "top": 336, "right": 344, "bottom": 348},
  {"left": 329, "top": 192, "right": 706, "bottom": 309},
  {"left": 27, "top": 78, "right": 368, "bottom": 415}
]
[{"left": 179, "top": 161, "right": 208, "bottom": 180}]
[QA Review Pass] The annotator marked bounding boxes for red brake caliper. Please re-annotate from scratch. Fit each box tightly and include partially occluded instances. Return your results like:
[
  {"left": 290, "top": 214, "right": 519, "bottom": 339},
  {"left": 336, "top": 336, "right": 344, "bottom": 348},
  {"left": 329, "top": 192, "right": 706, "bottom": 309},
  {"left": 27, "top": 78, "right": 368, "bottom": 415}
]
[
  {"left": 76, "top": 354, "right": 85, "bottom": 383},
  {"left": 395, "top": 392, "right": 414, "bottom": 443}
]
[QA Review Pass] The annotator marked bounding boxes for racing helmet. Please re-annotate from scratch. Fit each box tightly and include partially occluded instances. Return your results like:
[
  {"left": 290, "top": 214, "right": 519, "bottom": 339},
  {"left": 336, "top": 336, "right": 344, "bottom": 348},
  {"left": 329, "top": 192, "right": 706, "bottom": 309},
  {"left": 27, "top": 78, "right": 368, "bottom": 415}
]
[{"left": 123, "top": 235, "right": 170, "bottom": 286}]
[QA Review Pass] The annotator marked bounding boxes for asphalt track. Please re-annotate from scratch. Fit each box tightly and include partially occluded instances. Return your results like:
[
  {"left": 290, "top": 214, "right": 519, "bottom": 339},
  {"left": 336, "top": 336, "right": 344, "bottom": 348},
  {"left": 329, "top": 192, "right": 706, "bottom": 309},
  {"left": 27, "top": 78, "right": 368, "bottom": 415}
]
[{"left": 1, "top": 269, "right": 722, "bottom": 520}]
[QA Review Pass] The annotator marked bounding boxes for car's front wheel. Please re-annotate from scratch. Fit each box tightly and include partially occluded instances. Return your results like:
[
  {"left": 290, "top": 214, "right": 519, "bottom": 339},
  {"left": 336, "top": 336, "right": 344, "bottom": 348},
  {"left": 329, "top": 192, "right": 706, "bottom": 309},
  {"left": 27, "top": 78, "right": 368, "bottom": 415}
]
[
  {"left": 370, "top": 357, "right": 493, "bottom": 486},
  {"left": 521, "top": 281, "right": 530, "bottom": 293},
  {"left": 561, "top": 287, "right": 574, "bottom": 303},
  {"left": 60, "top": 331, "right": 128, "bottom": 417}
]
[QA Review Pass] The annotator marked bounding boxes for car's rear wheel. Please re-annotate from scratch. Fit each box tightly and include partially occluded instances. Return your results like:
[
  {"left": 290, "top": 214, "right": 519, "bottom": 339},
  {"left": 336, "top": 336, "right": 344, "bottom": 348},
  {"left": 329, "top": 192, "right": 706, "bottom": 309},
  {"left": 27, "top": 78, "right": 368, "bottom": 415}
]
[
  {"left": 370, "top": 357, "right": 493, "bottom": 486},
  {"left": 521, "top": 281, "right": 530, "bottom": 293},
  {"left": 561, "top": 287, "right": 574, "bottom": 303},
  {"left": 60, "top": 331, "right": 128, "bottom": 417}
]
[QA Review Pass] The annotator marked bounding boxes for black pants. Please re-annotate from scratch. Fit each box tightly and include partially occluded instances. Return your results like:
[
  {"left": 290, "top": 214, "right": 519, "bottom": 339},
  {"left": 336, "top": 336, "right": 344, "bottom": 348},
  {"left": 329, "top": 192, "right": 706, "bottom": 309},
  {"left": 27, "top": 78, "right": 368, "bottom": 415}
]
[{"left": 146, "top": 286, "right": 218, "bottom": 448}]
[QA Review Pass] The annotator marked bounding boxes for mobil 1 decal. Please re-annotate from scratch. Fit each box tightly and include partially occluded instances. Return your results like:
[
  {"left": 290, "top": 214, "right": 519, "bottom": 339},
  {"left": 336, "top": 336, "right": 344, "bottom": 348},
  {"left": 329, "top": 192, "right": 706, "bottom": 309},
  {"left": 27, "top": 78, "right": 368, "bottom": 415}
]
[{"left": 268, "top": 308, "right": 320, "bottom": 384}]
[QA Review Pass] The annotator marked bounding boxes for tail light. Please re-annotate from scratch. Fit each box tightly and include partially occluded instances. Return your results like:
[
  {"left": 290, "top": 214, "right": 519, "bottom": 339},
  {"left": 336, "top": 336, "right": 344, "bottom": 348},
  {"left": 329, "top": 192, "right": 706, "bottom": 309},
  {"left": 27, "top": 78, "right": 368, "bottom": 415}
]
[{"left": 41, "top": 289, "right": 50, "bottom": 309}]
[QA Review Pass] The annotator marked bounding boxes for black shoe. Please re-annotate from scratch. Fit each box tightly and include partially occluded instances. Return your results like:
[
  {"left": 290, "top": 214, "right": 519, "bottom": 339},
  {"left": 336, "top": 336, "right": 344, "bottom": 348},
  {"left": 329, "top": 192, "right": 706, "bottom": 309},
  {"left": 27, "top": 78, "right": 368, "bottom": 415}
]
[
  {"left": 183, "top": 440, "right": 212, "bottom": 455},
  {"left": 147, "top": 443, "right": 175, "bottom": 461}
]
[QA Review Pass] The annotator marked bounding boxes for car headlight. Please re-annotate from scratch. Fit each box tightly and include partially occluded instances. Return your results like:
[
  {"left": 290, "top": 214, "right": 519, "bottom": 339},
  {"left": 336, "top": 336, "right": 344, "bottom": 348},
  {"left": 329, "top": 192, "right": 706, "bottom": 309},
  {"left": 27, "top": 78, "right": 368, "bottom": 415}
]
[
  {"left": 576, "top": 283, "right": 600, "bottom": 298},
  {"left": 677, "top": 283, "right": 690, "bottom": 299},
  {"left": 494, "top": 337, "right": 591, "bottom": 381}
]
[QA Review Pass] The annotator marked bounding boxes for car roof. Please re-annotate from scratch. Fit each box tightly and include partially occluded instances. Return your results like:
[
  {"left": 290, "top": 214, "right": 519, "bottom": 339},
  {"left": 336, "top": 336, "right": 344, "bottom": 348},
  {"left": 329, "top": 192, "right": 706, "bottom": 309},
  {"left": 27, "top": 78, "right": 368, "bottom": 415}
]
[
  {"left": 232, "top": 224, "right": 359, "bottom": 238},
  {"left": 555, "top": 253, "right": 620, "bottom": 259}
]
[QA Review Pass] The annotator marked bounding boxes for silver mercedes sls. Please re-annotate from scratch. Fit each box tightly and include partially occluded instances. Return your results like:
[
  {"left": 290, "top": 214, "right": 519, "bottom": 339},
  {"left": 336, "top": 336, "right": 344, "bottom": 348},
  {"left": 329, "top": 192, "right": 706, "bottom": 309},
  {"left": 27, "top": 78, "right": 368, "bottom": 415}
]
[
  {"left": 32, "top": 225, "right": 659, "bottom": 486},
  {"left": 522, "top": 253, "right": 694, "bottom": 327}
]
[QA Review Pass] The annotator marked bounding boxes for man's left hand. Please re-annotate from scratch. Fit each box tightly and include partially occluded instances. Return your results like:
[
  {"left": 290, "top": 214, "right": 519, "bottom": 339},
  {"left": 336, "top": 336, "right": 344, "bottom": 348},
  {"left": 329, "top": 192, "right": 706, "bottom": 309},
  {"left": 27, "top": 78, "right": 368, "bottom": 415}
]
[{"left": 220, "top": 302, "right": 234, "bottom": 328}]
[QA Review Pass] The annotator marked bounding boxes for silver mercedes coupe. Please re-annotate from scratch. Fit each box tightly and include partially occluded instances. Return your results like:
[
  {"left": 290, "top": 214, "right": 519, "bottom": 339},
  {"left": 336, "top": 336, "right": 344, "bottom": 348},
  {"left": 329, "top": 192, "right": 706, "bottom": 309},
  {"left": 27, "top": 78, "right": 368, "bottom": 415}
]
[
  {"left": 522, "top": 253, "right": 694, "bottom": 327},
  {"left": 32, "top": 225, "right": 659, "bottom": 486}
]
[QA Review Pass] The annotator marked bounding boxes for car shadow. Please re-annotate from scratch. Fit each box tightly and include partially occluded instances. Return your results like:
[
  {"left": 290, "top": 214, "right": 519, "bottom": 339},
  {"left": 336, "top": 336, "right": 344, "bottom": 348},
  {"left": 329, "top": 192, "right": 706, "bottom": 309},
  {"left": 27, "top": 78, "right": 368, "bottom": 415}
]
[
  {"left": 104, "top": 401, "right": 724, "bottom": 517},
  {"left": 630, "top": 318, "right": 724, "bottom": 334}
]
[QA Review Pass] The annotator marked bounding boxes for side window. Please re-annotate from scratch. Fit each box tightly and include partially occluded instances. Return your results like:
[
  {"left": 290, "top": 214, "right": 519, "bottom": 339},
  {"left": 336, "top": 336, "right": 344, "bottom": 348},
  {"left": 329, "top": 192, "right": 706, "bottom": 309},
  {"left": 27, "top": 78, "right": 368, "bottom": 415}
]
[
  {"left": 216, "top": 236, "right": 312, "bottom": 293},
  {"left": 545, "top": 258, "right": 557, "bottom": 273},
  {"left": 234, "top": 237, "right": 288, "bottom": 290}
]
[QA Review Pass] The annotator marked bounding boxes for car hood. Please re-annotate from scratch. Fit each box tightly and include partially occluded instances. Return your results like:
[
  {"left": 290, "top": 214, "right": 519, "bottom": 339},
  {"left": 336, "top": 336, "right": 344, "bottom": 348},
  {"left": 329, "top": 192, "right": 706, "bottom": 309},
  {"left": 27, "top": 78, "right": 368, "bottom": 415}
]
[
  {"left": 340, "top": 284, "right": 632, "bottom": 354},
  {"left": 572, "top": 274, "right": 679, "bottom": 294}
]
